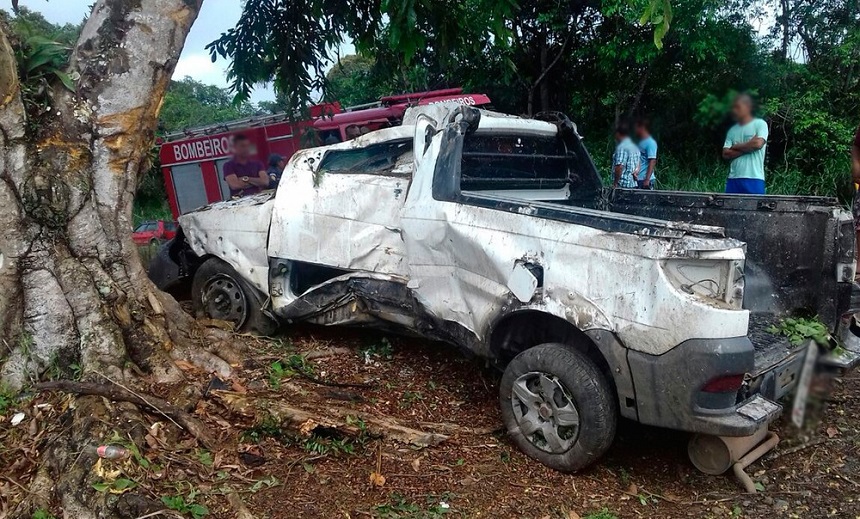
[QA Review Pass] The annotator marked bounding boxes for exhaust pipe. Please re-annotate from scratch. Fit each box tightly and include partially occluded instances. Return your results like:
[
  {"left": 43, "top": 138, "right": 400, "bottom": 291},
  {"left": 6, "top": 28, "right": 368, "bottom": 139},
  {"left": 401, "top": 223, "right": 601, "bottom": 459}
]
[{"left": 688, "top": 428, "right": 780, "bottom": 493}]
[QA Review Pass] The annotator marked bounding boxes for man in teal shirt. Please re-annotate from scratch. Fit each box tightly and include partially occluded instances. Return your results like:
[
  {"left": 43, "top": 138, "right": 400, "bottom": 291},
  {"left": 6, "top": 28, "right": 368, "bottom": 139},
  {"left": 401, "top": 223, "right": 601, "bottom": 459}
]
[
  {"left": 635, "top": 118, "right": 658, "bottom": 189},
  {"left": 722, "top": 94, "right": 769, "bottom": 194}
]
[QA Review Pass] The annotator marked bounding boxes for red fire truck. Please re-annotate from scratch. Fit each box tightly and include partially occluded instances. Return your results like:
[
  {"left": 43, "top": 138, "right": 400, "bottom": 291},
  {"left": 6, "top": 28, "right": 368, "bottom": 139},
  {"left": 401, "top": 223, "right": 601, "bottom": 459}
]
[{"left": 157, "top": 88, "right": 491, "bottom": 218}]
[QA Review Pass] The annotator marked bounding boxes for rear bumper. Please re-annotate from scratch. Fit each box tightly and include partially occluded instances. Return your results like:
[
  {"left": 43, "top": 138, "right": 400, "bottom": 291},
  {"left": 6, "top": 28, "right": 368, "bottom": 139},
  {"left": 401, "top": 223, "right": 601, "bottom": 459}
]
[
  {"left": 629, "top": 332, "right": 859, "bottom": 437},
  {"left": 628, "top": 337, "right": 779, "bottom": 437},
  {"left": 832, "top": 317, "right": 860, "bottom": 370}
]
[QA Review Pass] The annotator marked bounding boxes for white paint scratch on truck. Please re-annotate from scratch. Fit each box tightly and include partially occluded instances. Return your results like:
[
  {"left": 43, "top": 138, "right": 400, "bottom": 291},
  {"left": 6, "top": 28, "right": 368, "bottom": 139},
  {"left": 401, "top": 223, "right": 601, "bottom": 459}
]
[{"left": 267, "top": 127, "right": 415, "bottom": 283}]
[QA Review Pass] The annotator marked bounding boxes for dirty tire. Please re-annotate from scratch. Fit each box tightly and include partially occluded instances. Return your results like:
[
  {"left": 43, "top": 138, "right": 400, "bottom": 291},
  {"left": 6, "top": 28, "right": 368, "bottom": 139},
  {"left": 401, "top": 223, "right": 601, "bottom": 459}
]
[
  {"left": 191, "top": 257, "right": 278, "bottom": 336},
  {"left": 500, "top": 343, "right": 617, "bottom": 472}
]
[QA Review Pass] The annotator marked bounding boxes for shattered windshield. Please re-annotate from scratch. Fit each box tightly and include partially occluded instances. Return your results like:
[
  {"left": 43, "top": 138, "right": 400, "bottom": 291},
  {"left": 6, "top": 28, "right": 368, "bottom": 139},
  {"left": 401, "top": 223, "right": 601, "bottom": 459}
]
[
  {"left": 319, "top": 140, "right": 413, "bottom": 176},
  {"left": 460, "top": 134, "right": 571, "bottom": 191}
]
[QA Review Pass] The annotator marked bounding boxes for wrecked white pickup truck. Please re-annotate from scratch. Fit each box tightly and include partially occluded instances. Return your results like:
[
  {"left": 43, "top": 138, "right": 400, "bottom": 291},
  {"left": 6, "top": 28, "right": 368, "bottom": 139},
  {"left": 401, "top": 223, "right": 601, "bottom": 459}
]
[{"left": 151, "top": 105, "right": 860, "bottom": 474}]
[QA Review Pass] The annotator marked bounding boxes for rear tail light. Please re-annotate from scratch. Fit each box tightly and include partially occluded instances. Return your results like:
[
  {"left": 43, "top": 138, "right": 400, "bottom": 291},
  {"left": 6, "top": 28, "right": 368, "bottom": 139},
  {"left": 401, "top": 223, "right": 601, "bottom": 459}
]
[{"left": 701, "top": 374, "right": 745, "bottom": 393}]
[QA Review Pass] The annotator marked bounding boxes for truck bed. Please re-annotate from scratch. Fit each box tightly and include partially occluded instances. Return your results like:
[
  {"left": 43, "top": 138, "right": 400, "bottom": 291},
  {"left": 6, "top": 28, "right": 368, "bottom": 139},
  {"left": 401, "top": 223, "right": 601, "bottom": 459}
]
[
  {"left": 748, "top": 314, "right": 800, "bottom": 373},
  {"left": 606, "top": 189, "right": 855, "bottom": 331},
  {"left": 467, "top": 186, "right": 851, "bottom": 369}
]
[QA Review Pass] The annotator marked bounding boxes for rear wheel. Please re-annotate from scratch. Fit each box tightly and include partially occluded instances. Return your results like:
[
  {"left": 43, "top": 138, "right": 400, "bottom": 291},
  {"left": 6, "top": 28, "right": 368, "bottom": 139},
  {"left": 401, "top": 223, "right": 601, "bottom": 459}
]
[
  {"left": 499, "top": 343, "right": 617, "bottom": 472},
  {"left": 191, "top": 258, "right": 278, "bottom": 335}
]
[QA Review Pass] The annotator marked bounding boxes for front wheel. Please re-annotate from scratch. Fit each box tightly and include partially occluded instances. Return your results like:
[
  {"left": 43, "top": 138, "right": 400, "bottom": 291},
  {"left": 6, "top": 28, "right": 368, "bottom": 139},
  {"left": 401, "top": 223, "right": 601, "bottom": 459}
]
[
  {"left": 499, "top": 343, "right": 617, "bottom": 472},
  {"left": 191, "top": 258, "right": 278, "bottom": 336}
]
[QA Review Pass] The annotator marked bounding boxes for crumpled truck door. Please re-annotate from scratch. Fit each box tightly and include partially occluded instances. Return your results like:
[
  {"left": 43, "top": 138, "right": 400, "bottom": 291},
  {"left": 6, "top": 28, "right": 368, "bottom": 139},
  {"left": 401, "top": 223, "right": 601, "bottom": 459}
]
[
  {"left": 399, "top": 115, "right": 545, "bottom": 350},
  {"left": 267, "top": 131, "right": 414, "bottom": 309}
]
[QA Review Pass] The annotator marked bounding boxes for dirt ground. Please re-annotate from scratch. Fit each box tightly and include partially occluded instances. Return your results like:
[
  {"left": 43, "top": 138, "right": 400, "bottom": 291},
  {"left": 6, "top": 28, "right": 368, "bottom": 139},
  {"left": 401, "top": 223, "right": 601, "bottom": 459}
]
[{"left": 2, "top": 324, "right": 859, "bottom": 519}]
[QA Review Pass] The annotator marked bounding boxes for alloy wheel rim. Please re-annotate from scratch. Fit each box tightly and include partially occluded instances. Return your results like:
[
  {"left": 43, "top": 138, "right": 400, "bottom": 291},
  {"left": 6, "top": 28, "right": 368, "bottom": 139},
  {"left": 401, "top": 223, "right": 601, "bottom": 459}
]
[{"left": 511, "top": 371, "right": 580, "bottom": 453}]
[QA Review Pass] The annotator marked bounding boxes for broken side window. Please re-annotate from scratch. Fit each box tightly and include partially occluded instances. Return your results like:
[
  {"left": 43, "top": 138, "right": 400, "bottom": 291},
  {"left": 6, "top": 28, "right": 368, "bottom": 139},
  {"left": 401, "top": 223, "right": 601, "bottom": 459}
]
[{"left": 318, "top": 139, "right": 413, "bottom": 177}]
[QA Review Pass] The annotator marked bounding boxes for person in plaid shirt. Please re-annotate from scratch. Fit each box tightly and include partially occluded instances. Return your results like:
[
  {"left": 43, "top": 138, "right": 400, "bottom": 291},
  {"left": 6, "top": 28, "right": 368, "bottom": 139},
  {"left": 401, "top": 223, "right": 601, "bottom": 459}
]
[{"left": 612, "top": 122, "right": 641, "bottom": 188}]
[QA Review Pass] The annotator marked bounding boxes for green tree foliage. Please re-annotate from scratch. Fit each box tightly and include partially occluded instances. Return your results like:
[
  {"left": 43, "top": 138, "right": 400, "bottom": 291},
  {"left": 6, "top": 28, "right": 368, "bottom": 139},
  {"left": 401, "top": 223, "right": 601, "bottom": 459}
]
[
  {"left": 218, "top": 0, "right": 855, "bottom": 198},
  {"left": 0, "top": 6, "right": 82, "bottom": 46},
  {"left": 0, "top": 7, "right": 83, "bottom": 121},
  {"left": 208, "top": 0, "right": 672, "bottom": 109},
  {"left": 760, "top": 0, "right": 860, "bottom": 198},
  {"left": 325, "top": 54, "right": 389, "bottom": 107},
  {"left": 158, "top": 76, "right": 259, "bottom": 134}
]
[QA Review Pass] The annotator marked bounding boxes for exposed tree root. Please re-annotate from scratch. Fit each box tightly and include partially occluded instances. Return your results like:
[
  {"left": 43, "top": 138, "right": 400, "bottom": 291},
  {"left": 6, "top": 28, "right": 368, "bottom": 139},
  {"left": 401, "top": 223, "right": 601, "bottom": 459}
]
[
  {"left": 214, "top": 391, "right": 452, "bottom": 448},
  {"left": 36, "top": 380, "right": 216, "bottom": 449},
  {"left": 227, "top": 493, "right": 258, "bottom": 519},
  {"left": 304, "top": 347, "right": 353, "bottom": 360},
  {"left": 416, "top": 421, "right": 502, "bottom": 437}
]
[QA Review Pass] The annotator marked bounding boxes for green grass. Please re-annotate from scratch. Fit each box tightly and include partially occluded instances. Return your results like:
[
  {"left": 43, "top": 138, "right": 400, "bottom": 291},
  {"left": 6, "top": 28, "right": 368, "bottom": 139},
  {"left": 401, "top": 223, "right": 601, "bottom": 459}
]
[
  {"left": 583, "top": 508, "right": 618, "bottom": 519},
  {"left": 161, "top": 494, "right": 208, "bottom": 519},
  {"left": 132, "top": 196, "right": 172, "bottom": 227},
  {"left": 241, "top": 417, "right": 286, "bottom": 444},
  {"left": 374, "top": 493, "right": 453, "bottom": 518},
  {"left": 0, "top": 386, "right": 17, "bottom": 416},
  {"left": 360, "top": 336, "right": 394, "bottom": 360}
]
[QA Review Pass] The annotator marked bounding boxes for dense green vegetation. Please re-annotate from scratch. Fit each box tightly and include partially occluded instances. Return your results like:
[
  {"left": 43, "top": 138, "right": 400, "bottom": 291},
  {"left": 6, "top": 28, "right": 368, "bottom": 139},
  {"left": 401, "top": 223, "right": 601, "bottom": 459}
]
[
  {"left": 0, "top": 7, "right": 82, "bottom": 126},
  {"left": 215, "top": 0, "right": 858, "bottom": 200},
  {"left": 5, "top": 0, "right": 859, "bottom": 226},
  {"left": 159, "top": 77, "right": 260, "bottom": 134}
]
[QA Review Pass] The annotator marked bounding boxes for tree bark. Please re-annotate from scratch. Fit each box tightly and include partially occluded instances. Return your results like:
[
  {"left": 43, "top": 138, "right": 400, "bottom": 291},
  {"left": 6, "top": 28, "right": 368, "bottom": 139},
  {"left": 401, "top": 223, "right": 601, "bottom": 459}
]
[
  {"left": 780, "top": 0, "right": 791, "bottom": 62},
  {"left": 0, "top": 1, "right": 242, "bottom": 516},
  {"left": 0, "top": 0, "right": 234, "bottom": 390},
  {"left": 539, "top": 41, "right": 550, "bottom": 113},
  {"left": 526, "top": 30, "right": 572, "bottom": 117}
]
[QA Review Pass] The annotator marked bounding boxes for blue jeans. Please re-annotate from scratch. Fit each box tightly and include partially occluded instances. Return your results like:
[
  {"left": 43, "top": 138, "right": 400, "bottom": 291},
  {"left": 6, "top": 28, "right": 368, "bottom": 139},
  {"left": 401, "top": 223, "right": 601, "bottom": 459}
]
[{"left": 725, "top": 178, "right": 766, "bottom": 194}]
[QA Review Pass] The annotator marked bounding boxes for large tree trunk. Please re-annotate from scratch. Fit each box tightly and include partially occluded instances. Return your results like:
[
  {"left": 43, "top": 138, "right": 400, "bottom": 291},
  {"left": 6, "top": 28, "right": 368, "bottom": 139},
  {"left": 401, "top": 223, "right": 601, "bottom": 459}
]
[
  {"left": 0, "top": 0, "right": 234, "bottom": 388},
  {"left": 0, "top": 1, "right": 236, "bottom": 516}
]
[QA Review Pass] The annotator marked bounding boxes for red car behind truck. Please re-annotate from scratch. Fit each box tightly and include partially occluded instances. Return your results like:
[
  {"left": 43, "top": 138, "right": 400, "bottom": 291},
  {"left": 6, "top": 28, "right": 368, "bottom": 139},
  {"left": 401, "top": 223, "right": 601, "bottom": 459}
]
[
  {"left": 132, "top": 220, "right": 178, "bottom": 246},
  {"left": 157, "top": 88, "right": 491, "bottom": 219}
]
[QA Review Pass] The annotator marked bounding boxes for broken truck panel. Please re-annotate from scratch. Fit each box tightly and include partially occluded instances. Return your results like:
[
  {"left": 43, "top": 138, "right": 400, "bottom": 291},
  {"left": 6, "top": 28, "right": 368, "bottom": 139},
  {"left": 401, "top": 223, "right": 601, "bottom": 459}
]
[
  {"left": 609, "top": 190, "right": 855, "bottom": 331},
  {"left": 152, "top": 104, "right": 858, "bottom": 471},
  {"left": 180, "top": 192, "right": 275, "bottom": 294},
  {"left": 400, "top": 107, "right": 748, "bottom": 354},
  {"left": 267, "top": 127, "right": 415, "bottom": 284}
]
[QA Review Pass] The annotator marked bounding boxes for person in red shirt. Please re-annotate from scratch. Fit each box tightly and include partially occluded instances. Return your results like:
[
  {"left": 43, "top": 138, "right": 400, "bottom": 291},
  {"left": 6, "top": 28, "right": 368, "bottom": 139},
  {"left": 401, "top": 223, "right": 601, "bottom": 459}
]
[{"left": 223, "top": 134, "right": 269, "bottom": 198}]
